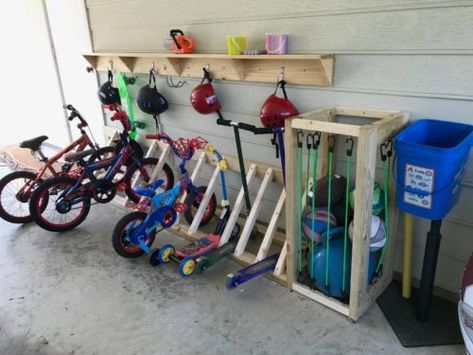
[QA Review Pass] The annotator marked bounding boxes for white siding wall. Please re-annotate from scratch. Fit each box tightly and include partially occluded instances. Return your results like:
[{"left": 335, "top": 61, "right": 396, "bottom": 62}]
[{"left": 86, "top": 0, "right": 473, "bottom": 293}]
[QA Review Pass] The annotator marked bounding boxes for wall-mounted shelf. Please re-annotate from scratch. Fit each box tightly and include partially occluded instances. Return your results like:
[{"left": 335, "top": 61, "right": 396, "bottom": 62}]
[{"left": 83, "top": 52, "right": 334, "bottom": 86}]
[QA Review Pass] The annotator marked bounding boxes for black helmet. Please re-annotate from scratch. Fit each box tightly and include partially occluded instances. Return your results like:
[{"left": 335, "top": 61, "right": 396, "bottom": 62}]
[
  {"left": 136, "top": 70, "right": 168, "bottom": 115},
  {"left": 98, "top": 70, "right": 121, "bottom": 105}
]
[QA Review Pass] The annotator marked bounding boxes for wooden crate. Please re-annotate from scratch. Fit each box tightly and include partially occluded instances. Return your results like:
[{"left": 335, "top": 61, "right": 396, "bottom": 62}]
[{"left": 284, "top": 107, "right": 409, "bottom": 321}]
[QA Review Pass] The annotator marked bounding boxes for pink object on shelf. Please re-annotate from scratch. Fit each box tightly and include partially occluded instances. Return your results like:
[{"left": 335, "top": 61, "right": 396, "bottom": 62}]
[{"left": 265, "top": 33, "right": 288, "bottom": 54}]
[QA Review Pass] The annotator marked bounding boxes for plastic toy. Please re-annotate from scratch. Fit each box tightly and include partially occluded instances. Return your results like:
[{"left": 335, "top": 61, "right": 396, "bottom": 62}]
[
  {"left": 348, "top": 215, "right": 386, "bottom": 252},
  {"left": 302, "top": 209, "right": 337, "bottom": 243},
  {"left": 169, "top": 29, "right": 195, "bottom": 54},
  {"left": 29, "top": 105, "right": 172, "bottom": 232},
  {"left": 349, "top": 182, "right": 384, "bottom": 216},
  {"left": 149, "top": 144, "right": 240, "bottom": 276},
  {"left": 112, "top": 133, "right": 216, "bottom": 259}
]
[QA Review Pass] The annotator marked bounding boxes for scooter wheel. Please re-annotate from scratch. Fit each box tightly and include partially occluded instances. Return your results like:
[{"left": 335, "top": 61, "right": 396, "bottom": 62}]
[
  {"left": 157, "top": 244, "right": 175, "bottom": 263},
  {"left": 226, "top": 274, "right": 238, "bottom": 290},
  {"left": 179, "top": 257, "right": 195, "bottom": 277},
  {"left": 149, "top": 249, "right": 161, "bottom": 267}
]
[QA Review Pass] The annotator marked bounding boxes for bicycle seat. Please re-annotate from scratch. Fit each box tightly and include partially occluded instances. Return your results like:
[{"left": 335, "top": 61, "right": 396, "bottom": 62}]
[
  {"left": 65, "top": 149, "right": 96, "bottom": 162},
  {"left": 19, "top": 136, "right": 48, "bottom": 151}
]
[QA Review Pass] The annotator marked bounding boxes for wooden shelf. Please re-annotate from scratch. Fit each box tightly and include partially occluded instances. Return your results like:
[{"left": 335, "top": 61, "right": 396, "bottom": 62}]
[{"left": 83, "top": 52, "right": 334, "bottom": 86}]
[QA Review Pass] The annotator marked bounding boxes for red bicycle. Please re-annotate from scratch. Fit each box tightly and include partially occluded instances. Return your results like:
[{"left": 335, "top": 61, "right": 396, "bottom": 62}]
[
  {"left": 0, "top": 105, "right": 116, "bottom": 224},
  {"left": 28, "top": 105, "right": 174, "bottom": 232}
]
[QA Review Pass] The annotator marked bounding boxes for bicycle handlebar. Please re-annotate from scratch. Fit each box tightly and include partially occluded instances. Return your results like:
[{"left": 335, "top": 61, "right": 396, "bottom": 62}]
[{"left": 64, "top": 104, "right": 87, "bottom": 126}]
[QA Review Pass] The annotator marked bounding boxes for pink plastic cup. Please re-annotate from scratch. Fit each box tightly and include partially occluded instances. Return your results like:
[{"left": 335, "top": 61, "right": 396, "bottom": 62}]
[{"left": 265, "top": 33, "right": 288, "bottom": 55}]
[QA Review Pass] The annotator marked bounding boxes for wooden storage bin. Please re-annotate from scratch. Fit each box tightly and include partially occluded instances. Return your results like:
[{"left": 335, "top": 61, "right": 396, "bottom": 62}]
[{"left": 284, "top": 107, "right": 409, "bottom": 321}]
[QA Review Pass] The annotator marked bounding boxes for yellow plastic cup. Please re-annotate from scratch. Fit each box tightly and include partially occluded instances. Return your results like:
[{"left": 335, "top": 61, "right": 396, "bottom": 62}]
[{"left": 226, "top": 35, "right": 247, "bottom": 55}]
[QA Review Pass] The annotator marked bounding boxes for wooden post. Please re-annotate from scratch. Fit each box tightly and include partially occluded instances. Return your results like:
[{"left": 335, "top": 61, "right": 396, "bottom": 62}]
[
  {"left": 348, "top": 126, "right": 377, "bottom": 321},
  {"left": 285, "top": 118, "right": 298, "bottom": 288}
]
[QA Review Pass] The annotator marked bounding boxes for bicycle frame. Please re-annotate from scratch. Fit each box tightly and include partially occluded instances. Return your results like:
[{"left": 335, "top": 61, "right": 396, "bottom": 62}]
[{"left": 17, "top": 130, "right": 95, "bottom": 199}]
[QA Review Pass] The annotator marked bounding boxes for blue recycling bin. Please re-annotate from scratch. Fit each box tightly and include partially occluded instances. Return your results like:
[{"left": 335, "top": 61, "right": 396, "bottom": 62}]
[{"left": 394, "top": 119, "right": 473, "bottom": 220}]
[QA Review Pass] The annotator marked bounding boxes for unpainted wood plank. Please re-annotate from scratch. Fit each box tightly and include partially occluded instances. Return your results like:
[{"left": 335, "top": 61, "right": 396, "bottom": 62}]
[
  {"left": 348, "top": 126, "right": 378, "bottom": 321},
  {"left": 291, "top": 119, "right": 360, "bottom": 137},
  {"left": 273, "top": 241, "right": 287, "bottom": 276},
  {"left": 256, "top": 189, "right": 286, "bottom": 261},
  {"left": 292, "top": 284, "right": 350, "bottom": 316},
  {"left": 234, "top": 168, "right": 274, "bottom": 256},
  {"left": 188, "top": 164, "right": 220, "bottom": 234},
  {"left": 218, "top": 164, "right": 257, "bottom": 246},
  {"left": 284, "top": 119, "right": 298, "bottom": 287}
]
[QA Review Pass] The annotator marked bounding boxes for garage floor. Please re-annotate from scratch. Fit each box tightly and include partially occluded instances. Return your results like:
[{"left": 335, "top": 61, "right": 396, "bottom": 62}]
[{"left": 0, "top": 172, "right": 463, "bottom": 355}]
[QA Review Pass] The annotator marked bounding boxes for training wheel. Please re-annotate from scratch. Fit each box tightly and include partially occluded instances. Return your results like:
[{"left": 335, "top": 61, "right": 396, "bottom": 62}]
[
  {"left": 179, "top": 257, "right": 196, "bottom": 277},
  {"left": 226, "top": 274, "right": 238, "bottom": 290},
  {"left": 157, "top": 244, "right": 175, "bottom": 263},
  {"left": 149, "top": 249, "right": 161, "bottom": 267}
]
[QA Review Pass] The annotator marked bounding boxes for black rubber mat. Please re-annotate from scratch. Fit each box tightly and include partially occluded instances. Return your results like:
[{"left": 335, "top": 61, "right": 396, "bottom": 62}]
[{"left": 377, "top": 280, "right": 463, "bottom": 347}]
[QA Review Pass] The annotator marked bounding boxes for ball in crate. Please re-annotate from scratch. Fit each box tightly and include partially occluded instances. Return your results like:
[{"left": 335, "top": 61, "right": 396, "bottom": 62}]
[
  {"left": 308, "top": 233, "right": 376, "bottom": 299},
  {"left": 348, "top": 215, "right": 387, "bottom": 252},
  {"left": 348, "top": 182, "right": 385, "bottom": 216},
  {"left": 302, "top": 208, "right": 337, "bottom": 243},
  {"left": 310, "top": 175, "right": 347, "bottom": 208}
]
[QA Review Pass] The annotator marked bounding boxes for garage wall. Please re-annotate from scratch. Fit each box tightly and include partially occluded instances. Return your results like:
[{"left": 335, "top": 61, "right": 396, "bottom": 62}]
[{"left": 85, "top": 0, "right": 473, "bottom": 293}]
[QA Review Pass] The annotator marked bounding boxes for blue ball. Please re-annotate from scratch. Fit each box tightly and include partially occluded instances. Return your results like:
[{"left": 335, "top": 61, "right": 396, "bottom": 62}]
[{"left": 308, "top": 234, "right": 376, "bottom": 299}]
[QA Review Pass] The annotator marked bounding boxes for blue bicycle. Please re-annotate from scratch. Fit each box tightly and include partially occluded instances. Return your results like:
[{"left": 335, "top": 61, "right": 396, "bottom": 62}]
[
  {"left": 29, "top": 106, "right": 174, "bottom": 232},
  {"left": 112, "top": 133, "right": 217, "bottom": 258}
]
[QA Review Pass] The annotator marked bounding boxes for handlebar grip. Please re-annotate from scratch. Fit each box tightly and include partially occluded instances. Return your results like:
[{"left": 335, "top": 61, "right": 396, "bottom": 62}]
[
  {"left": 216, "top": 117, "right": 231, "bottom": 127},
  {"left": 238, "top": 122, "right": 256, "bottom": 132},
  {"left": 145, "top": 134, "right": 161, "bottom": 140},
  {"left": 253, "top": 127, "right": 274, "bottom": 135}
]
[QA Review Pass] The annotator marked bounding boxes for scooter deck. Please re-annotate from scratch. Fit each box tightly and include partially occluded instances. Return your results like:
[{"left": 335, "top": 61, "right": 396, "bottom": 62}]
[
  {"left": 226, "top": 253, "right": 280, "bottom": 289},
  {"left": 195, "top": 239, "right": 238, "bottom": 273},
  {"left": 175, "top": 234, "right": 220, "bottom": 259}
]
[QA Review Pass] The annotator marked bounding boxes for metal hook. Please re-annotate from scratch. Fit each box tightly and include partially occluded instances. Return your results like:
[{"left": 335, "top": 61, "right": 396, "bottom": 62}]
[
  {"left": 313, "top": 131, "right": 321, "bottom": 149},
  {"left": 346, "top": 136, "right": 354, "bottom": 157},
  {"left": 328, "top": 134, "right": 336, "bottom": 153},
  {"left": 297, "top": 131, "right": 304, "bottom": 148},
  {"left": 165, "top": 75, "right": 186, "bottom": 88},
  {"left": 380, "top": 142, "right": 388, "bottom": 162},
  {"left": 108, "top": 60, "right": 113, "bottom": 71},
  {"left": 306, "top": 133, "right": 314, "bottom": 150},
  {"left": 151, "top": 61, "right": 156, "bottom": 74},
  {"left": 279, "top": 66, "right": 285, "bottom": 82},
  {"left": 386, "top": 139, "right": 393, "bottom": 157}
]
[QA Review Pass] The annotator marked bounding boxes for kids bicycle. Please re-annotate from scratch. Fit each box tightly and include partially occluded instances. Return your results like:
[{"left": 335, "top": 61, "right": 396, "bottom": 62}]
[
  {"left": 111, "top": 133, "right": 217, "bottom": 259},
  {"left": 0, "top": 104, "right": 116, "bottom": 224},
  {"left": 28, "top": 105, "right": 174, "bottom": 232}
]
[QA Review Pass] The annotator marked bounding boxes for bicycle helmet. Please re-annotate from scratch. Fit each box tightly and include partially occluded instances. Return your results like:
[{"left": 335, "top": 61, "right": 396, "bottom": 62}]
[
  {"left": 98, "top": 70, "right": 121, "bottom": 105},
  {"left": 190, "top": 69, "right": 221, "bottom": 114},
  {"left": 136, "top": 70, "right": 168, "bottom": 115},
  {"left": 260, "top": 80, "right": 299, "bottom": 128}
]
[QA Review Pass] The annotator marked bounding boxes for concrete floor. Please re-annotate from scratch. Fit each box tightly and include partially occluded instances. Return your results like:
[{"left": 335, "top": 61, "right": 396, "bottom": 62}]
[{"left": 0, "top": 186, "right": 464, "bottom": 354}]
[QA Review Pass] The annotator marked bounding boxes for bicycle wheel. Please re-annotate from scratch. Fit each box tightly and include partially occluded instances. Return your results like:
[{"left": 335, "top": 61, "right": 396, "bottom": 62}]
[
  {"left": 123, "top": 157, "right": 174, "bottom": 203},
  {"left": 0, "top": 170, "right": 43, "bottom": 223},
  {"left": 184, "top": 186, "right": 217, "bottom": 227},
  {"left": 29, "top": 176, "right": 90, "bottom": 232},
  {"left": 112, "top": 211, "right": 156, "bottom": 258}
]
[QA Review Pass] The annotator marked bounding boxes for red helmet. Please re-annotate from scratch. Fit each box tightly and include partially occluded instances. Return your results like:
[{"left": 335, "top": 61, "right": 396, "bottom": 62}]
[
  {"left": 260, "top": 80, "right": 299, "bottom": 128},
  {"left": 190, "top": 82, "right": 221, "bottom": 114}
]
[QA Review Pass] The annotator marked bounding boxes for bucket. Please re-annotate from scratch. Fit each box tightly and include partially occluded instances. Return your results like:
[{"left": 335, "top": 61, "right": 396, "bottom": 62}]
[
  {"left": 265, "top": 33, "right": 288, "bottom": 54},
  {"left": 226, "top": 35, "right": 247, "bottom": 55},
  {"left": 394, "top": 119, "right": 473, "bottom": 220}
]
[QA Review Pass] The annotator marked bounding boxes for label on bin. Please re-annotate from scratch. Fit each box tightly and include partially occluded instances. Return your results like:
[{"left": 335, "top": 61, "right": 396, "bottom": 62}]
[{"left": 403, "top": 163, "right": 434, "bottom": 209}]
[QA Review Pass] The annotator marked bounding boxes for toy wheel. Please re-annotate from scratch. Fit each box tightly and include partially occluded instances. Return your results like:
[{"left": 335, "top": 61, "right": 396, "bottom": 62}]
[
  {"left": 179, "top": 257, "right": 196, "bottom": 277},
  {"left": 149, "top": 249, "right": 161, "bottom": 267},
  {"left": 226, "top": 274, "right": 238, "bottom": 290},
  {"left": 157, "top": 244, "right": 175, "bottom": 263}
]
